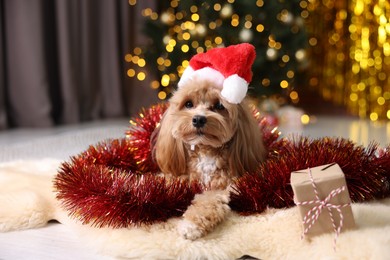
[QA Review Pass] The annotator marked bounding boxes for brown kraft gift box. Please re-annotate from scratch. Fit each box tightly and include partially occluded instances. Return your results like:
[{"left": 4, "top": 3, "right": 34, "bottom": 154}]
[{"left": 290, "top": 163, "right": 356, "bottom": 238}]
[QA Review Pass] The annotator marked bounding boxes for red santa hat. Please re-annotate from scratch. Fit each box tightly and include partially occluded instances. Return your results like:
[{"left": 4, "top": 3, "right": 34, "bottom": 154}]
[{"left": 178, "top": 43, "right": 256, "bottom": 104}]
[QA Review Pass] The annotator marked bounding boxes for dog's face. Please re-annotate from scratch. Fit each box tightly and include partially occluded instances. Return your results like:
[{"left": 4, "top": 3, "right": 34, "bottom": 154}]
[
  {"left": 154, "top": 74, "right": 265, "bottom": 177},
  {"left": 168, "top": 79, "right": 237, "bottom": 148}
]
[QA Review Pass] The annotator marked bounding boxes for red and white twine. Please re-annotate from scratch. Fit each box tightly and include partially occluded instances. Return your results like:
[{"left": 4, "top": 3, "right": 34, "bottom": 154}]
[{"left": 295, "top": 168, "right": 350, "bottom": 251}]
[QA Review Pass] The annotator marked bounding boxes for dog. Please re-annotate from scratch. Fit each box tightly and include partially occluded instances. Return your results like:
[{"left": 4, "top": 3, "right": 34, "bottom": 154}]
[{"left": 153, "top": 59, "right": 266, "bottom": 239}]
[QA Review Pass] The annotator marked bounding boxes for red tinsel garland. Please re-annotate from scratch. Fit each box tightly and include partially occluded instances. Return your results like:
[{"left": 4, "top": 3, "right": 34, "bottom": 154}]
[
  {"left": 54, "top": 103, "right": 390, "bottom": 228},
  {"left": 230, "top": 138, "right": 390, "bottom": 214},
  {"left": 125, "top": 103, "right": 168, "bottom": 173}
]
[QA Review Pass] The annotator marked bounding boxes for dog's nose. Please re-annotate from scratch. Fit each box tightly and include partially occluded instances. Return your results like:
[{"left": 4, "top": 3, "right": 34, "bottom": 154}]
[{"left": 192, "top": 115, "right": 207, "bottom": 128}]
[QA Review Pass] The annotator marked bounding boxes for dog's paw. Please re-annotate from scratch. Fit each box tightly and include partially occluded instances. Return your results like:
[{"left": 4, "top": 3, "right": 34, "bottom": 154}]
[
  {"left": 177, "top": 219, "right": 204, "bottom": 240},
  {"left": 214, "top": 191, "right": 230, "bottom": 204}
]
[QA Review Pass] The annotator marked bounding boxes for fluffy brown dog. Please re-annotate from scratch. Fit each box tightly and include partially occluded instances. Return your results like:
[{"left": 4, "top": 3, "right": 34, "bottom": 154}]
[{"left": 153, "top": 65, "right": 266, "bottom": 239}]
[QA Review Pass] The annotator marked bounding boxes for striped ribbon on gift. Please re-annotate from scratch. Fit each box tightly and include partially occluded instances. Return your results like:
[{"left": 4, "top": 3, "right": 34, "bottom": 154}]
[{"left": 295, "top": 168, "right": 351, "bottom": 251}]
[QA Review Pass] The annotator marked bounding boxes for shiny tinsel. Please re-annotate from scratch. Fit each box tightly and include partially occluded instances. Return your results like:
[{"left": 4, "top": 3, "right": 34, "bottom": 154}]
[
  {"left": 230, "top": 138, "right": 390, "bottom": 214},
  {"left": 54, "top": 103, "right": 390, "bottom": 228},
  {"left": 56, "top": 161, "right": 202, "bottom": 227},
  {"left": 125, "top": 103, "right": 168, "bottom": 173},
  {"left": 54, "top": 104, "right": 203, "bottom": 227}
]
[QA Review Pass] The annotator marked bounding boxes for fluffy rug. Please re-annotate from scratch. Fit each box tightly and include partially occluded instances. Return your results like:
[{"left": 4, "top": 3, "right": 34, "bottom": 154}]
[{"left": 1, "top": 159, "right": 390, "bottom": 259}]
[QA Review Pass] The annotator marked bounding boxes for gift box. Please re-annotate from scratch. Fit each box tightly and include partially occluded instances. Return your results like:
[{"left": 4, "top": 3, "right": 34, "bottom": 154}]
[{"left": 290, "top": 163, "right": 356, "bottom": 239}]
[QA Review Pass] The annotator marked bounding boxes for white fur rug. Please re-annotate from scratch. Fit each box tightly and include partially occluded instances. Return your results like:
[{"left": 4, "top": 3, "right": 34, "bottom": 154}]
[{"left": 1, "top": 159, "right": 390, "bottom": 259}]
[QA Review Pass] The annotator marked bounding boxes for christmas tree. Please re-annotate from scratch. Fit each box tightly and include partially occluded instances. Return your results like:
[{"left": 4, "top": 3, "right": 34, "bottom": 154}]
[{"left": 127, "top": 0, "right": 309, "bottom": 104}]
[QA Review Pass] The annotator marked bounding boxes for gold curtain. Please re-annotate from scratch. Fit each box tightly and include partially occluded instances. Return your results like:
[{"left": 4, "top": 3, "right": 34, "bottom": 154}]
[{"left": 306, "top": 0, "right": 390, "bottom": 121}]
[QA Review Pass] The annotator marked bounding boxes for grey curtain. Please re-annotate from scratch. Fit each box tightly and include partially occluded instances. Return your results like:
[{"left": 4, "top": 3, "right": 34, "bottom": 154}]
[{"left": 0, "top": 0, "right": 158, "bottom": 129}]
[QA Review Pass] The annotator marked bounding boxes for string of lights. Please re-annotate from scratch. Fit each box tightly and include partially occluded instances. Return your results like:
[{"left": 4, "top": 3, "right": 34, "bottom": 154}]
[{"left": 125, "top": 0, "right": 308, "bottom": 105}]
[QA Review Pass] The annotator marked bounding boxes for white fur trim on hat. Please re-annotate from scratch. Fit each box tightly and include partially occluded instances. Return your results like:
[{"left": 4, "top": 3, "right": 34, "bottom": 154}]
[
  {"left": 178, "top": 66, "right": 224, "bottom": 89},
  {"left": 221, "top": 74, "right": 248, "bottom": 104},
  {"left": 178, "top": 66, "right": 194, "bottom": 88}
]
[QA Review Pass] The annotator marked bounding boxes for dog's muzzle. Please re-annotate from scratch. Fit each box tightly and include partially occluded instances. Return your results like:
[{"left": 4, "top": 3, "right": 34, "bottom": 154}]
[{"left": 192, "top": 115, "right": 207, "bottom": 128}]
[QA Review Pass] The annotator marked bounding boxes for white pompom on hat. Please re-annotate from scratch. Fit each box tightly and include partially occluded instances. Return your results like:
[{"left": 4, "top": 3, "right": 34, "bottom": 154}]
[{"left": 178, "top": 43, "right": 256, "bottom": 104}]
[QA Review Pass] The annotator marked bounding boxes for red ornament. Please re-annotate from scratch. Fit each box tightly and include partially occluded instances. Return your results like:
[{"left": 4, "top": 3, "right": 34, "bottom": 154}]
[{"left": 54, "top": 103, "right": 390, "bottom": 228}]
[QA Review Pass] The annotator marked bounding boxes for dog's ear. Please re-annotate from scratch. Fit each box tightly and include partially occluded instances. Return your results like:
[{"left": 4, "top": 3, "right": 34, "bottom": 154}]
[
  {"left": 152, "top": 108, "right": 187, "bottom": 176},
  {"left": 229, "top": 104, "right": 266, "bottom": 176}
]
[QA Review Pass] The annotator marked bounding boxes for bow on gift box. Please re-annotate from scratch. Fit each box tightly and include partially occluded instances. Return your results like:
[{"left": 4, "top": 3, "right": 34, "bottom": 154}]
[
  {"left": 295, "top": 167, "right": 351, "bottom": 250},
  {"left": 290, "top": 163, "right": 356, "bottom": 251}
]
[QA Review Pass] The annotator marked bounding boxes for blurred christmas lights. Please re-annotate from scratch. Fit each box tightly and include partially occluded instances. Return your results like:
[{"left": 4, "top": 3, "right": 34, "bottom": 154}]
[
  {"left": 124, "top": 0, "right": 390, "bottom": 122},
  {"left": 306, "top": 0, "right": 390, "bottom": 121},
  {"left": 125, "top": 0, "right": 309, "bottom": 106}
]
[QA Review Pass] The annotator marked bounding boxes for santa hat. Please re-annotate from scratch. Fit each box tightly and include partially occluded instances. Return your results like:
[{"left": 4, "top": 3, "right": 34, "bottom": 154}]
[{"left": 178, "top": 43, "right": 256, "bottom": 104}]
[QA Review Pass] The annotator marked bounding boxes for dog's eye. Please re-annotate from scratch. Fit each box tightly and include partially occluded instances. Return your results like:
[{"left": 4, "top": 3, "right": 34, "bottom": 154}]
[
  {"left": 184, "top": 100, "right": 194, "bottom": 109},
  {"left": 213, "top": 102, "right": 225, "bottom": 111}
]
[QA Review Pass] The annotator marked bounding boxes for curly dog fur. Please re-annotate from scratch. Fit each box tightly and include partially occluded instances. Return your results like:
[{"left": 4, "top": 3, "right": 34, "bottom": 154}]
[{"left": 153, "top": 72, "right": 266, "bottom": 240}]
